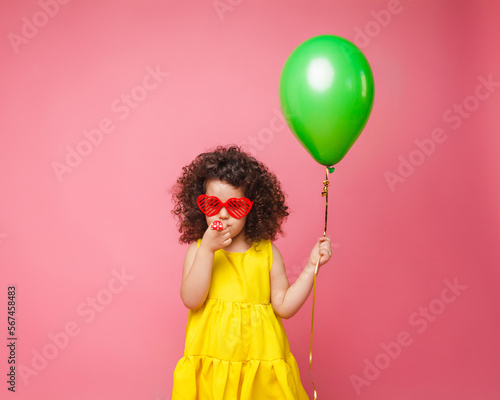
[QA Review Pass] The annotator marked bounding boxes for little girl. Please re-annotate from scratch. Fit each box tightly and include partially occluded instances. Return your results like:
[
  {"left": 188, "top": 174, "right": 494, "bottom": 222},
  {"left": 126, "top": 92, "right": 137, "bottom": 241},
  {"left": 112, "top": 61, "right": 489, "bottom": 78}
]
[{"left": 171, "top": 146, "right": 332, "bottom": 399}]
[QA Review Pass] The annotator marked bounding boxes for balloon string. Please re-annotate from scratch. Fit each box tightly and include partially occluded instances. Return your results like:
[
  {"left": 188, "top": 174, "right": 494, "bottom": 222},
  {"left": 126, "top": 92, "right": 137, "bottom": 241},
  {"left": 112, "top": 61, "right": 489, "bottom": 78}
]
[
  {"left": 308, "top": 166, "right": 333, "bottom": 399},
  {"left": 308, "top": 262, "right": 319, "bottom": 400}
]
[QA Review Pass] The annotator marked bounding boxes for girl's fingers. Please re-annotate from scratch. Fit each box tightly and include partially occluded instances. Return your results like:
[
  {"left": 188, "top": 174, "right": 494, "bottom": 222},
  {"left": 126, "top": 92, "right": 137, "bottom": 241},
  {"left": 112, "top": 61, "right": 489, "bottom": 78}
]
[
  {"left": 309, "top": 237, "right": 333, "bottom": 267},
  {"left": 319, "top": 243, "right": 331, "bottom": 253},
  {"left": 318, "top": 237, "right": 331, "bottom": 250},
  {"left": 319, "top": 238, "right": 332, "bottom": 261}
]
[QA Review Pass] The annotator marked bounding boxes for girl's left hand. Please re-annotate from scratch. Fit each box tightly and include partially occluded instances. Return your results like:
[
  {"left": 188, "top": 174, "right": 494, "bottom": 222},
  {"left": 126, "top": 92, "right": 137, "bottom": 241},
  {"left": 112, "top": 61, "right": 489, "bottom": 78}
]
[{"left": 309, "top": 237, "right": 332, "bottom": 270}]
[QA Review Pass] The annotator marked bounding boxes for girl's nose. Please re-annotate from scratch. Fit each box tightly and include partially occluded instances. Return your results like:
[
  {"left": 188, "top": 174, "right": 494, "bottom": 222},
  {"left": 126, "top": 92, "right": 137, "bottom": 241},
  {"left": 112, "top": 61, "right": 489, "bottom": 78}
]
[{"left": 218, "top": 206, "right": 229, "bottom": 219}]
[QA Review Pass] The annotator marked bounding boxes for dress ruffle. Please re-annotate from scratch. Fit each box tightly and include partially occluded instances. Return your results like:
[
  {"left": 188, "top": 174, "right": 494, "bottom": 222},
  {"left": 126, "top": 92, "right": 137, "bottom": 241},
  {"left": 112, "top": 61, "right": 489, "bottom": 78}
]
[{"left": 173, "top": 352, "right": 306, "bottom": 400}]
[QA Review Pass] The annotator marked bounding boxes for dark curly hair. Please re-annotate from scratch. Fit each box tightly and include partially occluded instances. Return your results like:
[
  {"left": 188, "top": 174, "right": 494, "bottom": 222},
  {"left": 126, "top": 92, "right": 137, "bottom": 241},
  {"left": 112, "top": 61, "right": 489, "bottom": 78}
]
[{"left": 171, "top": 146, "right": 289, "bottom": 244}]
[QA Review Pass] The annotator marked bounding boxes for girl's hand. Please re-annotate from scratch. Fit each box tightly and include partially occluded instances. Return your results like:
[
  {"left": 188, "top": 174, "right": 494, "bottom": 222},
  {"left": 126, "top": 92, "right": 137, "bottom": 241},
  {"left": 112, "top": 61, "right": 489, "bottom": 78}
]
[
  {"left": 308, "top": 236, "right": 332, "bottom": 271},
  {"left": 199, "top": 222, "right": 232, "bottom": 253}
]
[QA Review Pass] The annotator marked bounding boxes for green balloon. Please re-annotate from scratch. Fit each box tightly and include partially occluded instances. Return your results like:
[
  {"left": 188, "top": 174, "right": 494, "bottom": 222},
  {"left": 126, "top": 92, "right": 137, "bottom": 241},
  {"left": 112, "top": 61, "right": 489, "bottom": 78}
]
[{"left": 279, "top": 35, "right": 375, "bottom": 166}]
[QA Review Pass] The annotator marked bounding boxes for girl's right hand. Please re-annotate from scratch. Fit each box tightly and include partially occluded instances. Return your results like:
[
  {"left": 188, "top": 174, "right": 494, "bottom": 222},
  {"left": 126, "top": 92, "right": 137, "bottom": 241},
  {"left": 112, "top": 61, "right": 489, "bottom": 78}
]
[{"left": 199, "top": 222, "right": 232, "bottom": 253}]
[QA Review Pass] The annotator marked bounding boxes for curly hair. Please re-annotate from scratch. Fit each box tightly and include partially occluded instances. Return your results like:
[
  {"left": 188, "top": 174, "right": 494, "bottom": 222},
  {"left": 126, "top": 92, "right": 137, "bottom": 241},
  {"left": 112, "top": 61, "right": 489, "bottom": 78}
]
[{"left": 171, "top": 146, "right": 289, "bottom": 244}]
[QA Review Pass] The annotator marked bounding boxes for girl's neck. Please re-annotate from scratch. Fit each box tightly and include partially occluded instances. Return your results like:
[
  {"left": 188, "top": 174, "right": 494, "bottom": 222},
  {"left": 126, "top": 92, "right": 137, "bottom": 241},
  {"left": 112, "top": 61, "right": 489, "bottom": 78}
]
[{"left": 224, "top": 232, "right": 251, "bottom": 253}]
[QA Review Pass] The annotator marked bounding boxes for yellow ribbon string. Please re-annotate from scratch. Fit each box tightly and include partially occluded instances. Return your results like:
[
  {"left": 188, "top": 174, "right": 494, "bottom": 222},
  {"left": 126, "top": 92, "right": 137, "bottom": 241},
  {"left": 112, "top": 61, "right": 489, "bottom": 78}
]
[{"left": 308, "top": 166, "right": 332, "bottom": 400}]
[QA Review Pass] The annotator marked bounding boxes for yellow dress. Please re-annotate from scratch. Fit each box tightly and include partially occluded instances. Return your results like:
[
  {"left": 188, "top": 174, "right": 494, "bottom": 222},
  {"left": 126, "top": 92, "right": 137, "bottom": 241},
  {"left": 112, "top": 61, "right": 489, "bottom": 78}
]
[{"left": 172, "top": 239, "right": 309, "bottom": 400}]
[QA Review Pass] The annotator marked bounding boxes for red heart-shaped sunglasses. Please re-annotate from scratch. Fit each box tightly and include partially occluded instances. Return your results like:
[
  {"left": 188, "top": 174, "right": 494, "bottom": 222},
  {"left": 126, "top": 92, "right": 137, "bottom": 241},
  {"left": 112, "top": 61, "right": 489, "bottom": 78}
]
[{"left": 197, "top": 194, "right": 253, "bottom": 219}]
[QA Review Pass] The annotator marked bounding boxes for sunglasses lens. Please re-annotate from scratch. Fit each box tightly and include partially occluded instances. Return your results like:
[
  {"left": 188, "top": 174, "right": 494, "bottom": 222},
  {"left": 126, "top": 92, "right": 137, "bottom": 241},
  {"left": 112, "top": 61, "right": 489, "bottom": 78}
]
[
  {"left": 197, "top": 195, "right": 221, "bottom": 216},
  {"left": 226, "top": 198, "right": 252, "bottom": 219}
]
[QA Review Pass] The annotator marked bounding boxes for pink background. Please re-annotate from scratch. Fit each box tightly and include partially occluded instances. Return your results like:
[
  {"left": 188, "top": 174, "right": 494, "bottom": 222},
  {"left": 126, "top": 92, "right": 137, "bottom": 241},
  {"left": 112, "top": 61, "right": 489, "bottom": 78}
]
[{"left": 1, "top": 0, "right": 499, "bottom": 399}]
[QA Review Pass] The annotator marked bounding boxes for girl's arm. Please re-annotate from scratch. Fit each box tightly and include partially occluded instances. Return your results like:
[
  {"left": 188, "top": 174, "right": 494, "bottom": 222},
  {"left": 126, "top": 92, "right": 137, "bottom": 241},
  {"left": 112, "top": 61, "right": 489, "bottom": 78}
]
[
  {"left": 179, "top": 242, "right": 214, "bottom": 310},
  {"left": 179, "top": 225, "right": 232, "bottom": 310},
  {"left": 270, "top": 237, "right": 332, "bottom": 319}
]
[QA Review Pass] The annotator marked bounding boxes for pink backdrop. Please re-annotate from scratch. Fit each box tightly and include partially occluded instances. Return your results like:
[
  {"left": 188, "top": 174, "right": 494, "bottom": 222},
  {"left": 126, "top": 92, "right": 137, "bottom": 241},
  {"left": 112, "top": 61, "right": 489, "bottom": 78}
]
[{"left": 1, "top": 0, "right": 499, "bottom": 399}]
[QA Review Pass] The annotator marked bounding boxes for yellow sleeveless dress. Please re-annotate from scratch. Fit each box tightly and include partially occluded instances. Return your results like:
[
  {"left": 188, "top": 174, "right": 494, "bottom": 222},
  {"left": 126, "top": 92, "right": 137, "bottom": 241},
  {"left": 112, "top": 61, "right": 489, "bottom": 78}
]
[{"left": 172, "top": 239, "right": 309, "bottom": 400}]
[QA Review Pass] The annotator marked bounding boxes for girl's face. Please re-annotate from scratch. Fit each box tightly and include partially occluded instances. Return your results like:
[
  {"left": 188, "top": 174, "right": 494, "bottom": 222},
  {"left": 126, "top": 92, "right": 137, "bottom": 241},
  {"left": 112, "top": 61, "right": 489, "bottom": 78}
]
[{"left": 204, "top": 179, "right": 248, "bottom": 243}]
